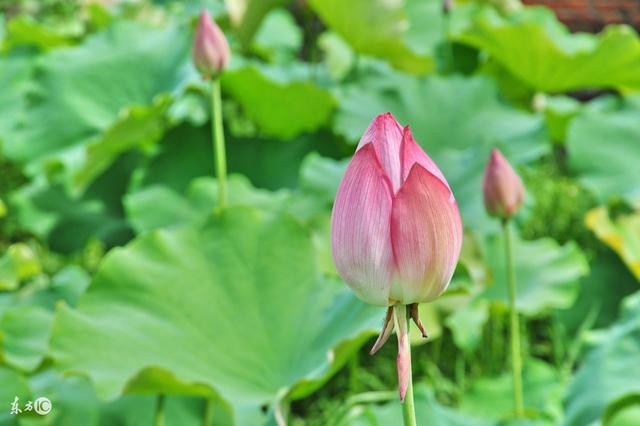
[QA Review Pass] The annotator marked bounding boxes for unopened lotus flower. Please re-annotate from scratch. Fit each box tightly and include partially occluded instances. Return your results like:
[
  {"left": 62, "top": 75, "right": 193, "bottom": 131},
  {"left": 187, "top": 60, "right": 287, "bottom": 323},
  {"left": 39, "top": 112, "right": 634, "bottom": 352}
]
[
  {"left": 331, "top": 112, "right": 463, "bottom": 401},
  {"left": 483, "top": 148, "right": 524, "bottom": 220},
  {"left": 193, "top": 10, "right": 230, "bottom": 79}
]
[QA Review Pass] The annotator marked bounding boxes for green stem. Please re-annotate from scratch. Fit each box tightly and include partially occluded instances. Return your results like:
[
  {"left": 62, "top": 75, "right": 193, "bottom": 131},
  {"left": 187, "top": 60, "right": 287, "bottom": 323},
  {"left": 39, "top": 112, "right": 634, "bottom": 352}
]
[
  {"left": 503, "top": 219, "right": 525, "bottom": 417},
  {"left": 401, "top": 309, "right": 417, "bottom": 426},
  {"left": 154, "top": 394, "right": 165, "bottom": 426},
  {"left": 211, "top": 78, "right": 227, "bottom": 208},
  {"left": 202, "top": 398, "right": 213, "bottom": 426}
]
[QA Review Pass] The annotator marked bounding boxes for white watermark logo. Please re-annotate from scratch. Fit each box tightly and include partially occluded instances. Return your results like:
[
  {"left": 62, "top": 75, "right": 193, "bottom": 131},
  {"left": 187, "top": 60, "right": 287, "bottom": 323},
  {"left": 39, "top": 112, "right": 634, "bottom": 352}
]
[{"left": 10, "top": 396, "right": 52, "bottom": 416}]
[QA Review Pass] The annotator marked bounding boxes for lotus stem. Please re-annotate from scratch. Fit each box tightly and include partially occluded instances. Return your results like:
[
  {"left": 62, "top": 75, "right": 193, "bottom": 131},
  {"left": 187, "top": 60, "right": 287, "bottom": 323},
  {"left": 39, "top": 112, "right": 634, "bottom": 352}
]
[
  {"left": 503, "top": 219, "right": 525, "bottom": 417},
  {"left": 211, "top": 78, "right": 227, "bottom": 208},
  {"left": 154, "top": 394, "right": 165, "bottom": 426},
  {"left": 202, "top": 398, "right": 213, "bottom": 426},
  {"left": 395, "top": 305, "right": 417, "bottom": 426}
]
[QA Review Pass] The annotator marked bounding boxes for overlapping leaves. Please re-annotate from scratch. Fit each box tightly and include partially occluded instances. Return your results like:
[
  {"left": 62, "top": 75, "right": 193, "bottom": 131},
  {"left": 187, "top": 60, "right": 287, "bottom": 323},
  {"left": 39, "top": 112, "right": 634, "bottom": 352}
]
[{"left": 456, "top": 6, "right": 640, "bottom": 92}]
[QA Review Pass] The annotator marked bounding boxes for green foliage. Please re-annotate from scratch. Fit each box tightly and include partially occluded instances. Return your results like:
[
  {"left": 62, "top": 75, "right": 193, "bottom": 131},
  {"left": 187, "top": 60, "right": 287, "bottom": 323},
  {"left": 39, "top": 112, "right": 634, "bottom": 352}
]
[
  {"left": 307, "top": 0, "right": 436, "bottom": 74},
  {"left": 564, "top": 292, "right": 640, "bottom": 426},
  {"left": 0, "top": 0, "right": 639, "bottom": 424},
  {"left": 567, "top": 96, "right": 640, "bottom": 204},
  {"left": 456, "top": 6, "right": 640, "bottom": 92},
  {"left": 222, "top": 61, "right": 335, "bottom": 139}
]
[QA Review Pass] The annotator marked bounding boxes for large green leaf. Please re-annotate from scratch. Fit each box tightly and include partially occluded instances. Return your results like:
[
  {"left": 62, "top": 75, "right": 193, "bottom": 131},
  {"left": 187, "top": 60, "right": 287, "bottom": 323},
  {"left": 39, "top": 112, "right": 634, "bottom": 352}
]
[
  {"left": 50, "top": 206, "right": 381, "bottom": 424},
  {"left": 307, "top": 0, "right": 435, "bottom": 74},
  {"left": 567, "top": 97, "right": 640, "bottom": 204},
  {"left": 456, "top": 6, "right": 640, "bottom": 92},
  {"left": 336, "top": 69, "right": 546, "bottom": 231},
  {"left": 563, "top": 291, "right": 640, "bottom": 426},
  {"left": 5, "top": 21, "right": 194, "bottom": 186},
  {"left": 481, "top": 232, "right": 589, "bottom": 315},
  {"left": 222, "top": 60, "right": 335, "bottom": 139}
]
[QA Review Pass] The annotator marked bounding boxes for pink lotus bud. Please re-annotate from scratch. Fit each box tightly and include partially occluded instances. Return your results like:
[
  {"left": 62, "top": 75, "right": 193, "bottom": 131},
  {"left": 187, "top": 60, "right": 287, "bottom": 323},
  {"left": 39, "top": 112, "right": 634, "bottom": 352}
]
[
  {"left": 331, "top": 112, "right": 463, "bottom": 307},
  {"left": 192, "top": 10, "right": 230, "bottom": 79},
  {"left": 443, "top": 0, "right": 453, "bottom": 14},
  {"left": 482, "top": 148, "right": 525, "bottom": 220},
  {"left": 331, "top": 112, "right": 463, "bottom": 400}
]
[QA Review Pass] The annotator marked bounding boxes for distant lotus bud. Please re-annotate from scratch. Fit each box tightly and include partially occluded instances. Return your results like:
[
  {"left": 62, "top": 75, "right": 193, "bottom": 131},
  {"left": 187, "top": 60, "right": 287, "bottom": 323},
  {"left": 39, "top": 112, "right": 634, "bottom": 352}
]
[
  {"left": 331, "top": 112, "right": 463, "bottom": 400},
  {"left": 192, "top": 10, "right": 230, "bottom": 79},
  {"left": 483, "top": 148, "right": 525, "bottom": 220},
  {"left": 443, "top": 0, "right": 453, "bottom": 14}
]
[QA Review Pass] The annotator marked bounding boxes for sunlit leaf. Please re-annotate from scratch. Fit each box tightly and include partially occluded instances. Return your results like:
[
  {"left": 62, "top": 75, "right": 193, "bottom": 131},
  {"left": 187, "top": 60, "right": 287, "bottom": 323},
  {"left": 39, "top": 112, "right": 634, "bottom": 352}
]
[
  {"left": 0, "top": 243, "right": 41, "bottom": 291},
  {"left": 307, "top": 0, "right": 436, "bottom": 74},
  {"left": 456, "top": 6, "right": 640, "bottom": 92},
  {"left": 586, "top": 207, "right": 640, "bottom": 281},
  {"left": 222, "top": 60, "right": 335, "bottom": 139},
  {"left": 3, "top": 15, "right": 75, "bottom": 51}
]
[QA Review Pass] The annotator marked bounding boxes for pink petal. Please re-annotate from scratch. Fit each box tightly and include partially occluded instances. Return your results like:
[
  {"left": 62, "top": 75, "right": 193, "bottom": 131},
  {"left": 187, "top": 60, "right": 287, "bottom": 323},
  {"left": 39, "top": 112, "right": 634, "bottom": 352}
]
[
  {"left": 390, "top": 164, "right": 463, "bottom": 304},
  {"left": 400, "top": 127, "right": 450, "bottom": 191},
  {"left": 357, "top": 113, "right": 404, "bottom": 193},
  {"left": 331, "top": 143, "right": 395, "bottom": 306},
  {"left": 393, "top": 304, "right": 410, "bottom": 401}
]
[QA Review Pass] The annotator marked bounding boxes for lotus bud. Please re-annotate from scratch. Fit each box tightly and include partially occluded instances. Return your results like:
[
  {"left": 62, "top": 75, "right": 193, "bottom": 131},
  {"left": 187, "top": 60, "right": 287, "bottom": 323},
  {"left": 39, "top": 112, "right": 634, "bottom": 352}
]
[
  {"left": 331, "top": 112, "right": 463, "bottom": 400},
  {"left": 192, "top": 10, "right": 230, "bottom": 79},
  {"left": 443, "top": 0, "right": 453, "bottom": 15},
  {"left": 483, "top": 148, "right": 525, "bottom": 220}
]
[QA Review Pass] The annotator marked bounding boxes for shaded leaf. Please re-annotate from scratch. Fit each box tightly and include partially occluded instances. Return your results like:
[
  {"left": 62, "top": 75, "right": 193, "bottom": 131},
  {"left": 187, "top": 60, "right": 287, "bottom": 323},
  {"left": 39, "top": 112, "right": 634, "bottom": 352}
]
[
  {"left": 460, "top": 359, "right": 564, "bottom": 421},
  {"left": 563, "top": 292, "right": 640, "bottom": 426},
  {"left": 481, "top": 233, "right": 589, "bottom": 315}
]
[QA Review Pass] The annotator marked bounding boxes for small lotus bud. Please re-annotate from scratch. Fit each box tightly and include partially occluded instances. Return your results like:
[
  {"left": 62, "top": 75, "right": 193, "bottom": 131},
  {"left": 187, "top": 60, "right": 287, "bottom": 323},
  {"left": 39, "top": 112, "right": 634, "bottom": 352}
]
[
  {"left": 443, "top": 0, "right": 453, "bottom": 15},
  {"left": 192, "top": 10, "right": 230, "bottom": 79},
  {"left": 483, "top": 148, "right": 525, "bottom": 220}
]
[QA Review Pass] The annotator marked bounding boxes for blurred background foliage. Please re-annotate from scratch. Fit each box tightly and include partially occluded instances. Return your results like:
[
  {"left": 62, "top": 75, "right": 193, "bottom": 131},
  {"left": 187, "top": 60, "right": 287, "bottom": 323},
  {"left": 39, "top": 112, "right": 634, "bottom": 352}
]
[{"left": 0, "top": 0, "right": 639, "bottom": 425}]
